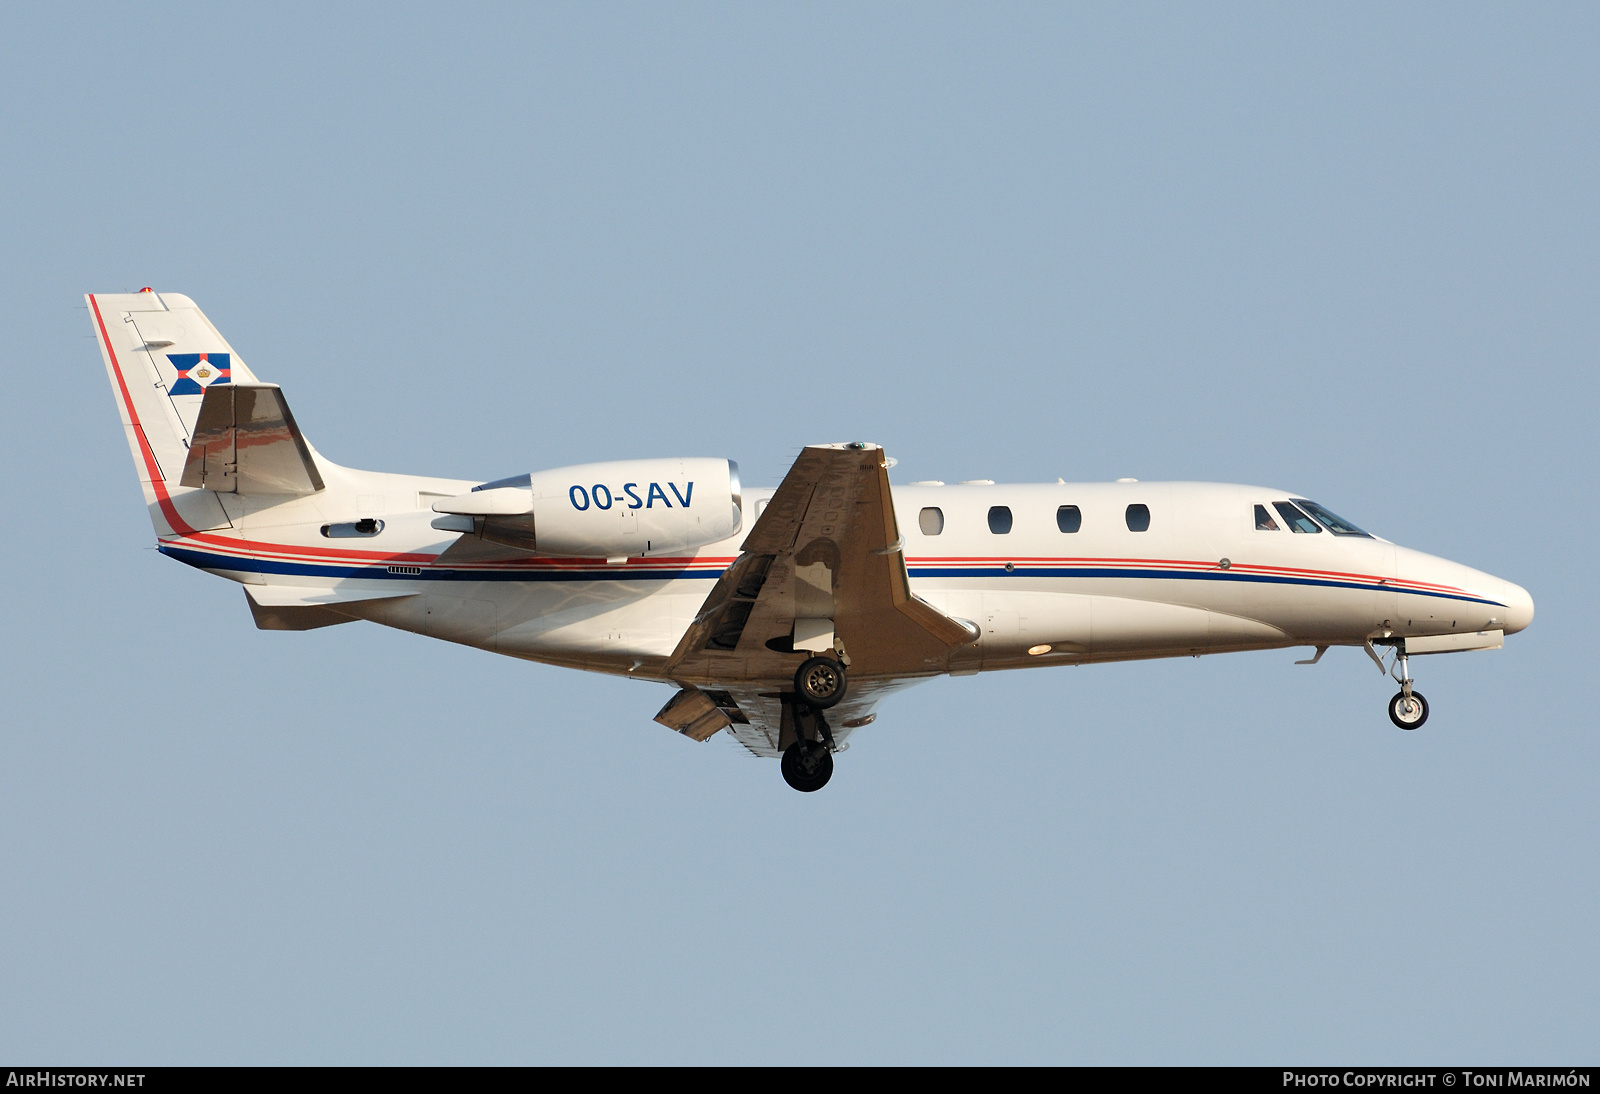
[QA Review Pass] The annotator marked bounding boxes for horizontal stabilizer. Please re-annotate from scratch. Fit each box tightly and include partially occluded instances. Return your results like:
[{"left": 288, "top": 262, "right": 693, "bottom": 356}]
[{"left": 182, "top": 384, "right": 324, "bottom": 495}]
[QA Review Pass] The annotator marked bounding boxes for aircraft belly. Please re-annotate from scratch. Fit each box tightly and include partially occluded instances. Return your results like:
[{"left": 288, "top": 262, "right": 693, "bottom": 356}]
[
  {"left": 420, "top": 595, "right": 499, "bottom": 650},
  {"left": 989, "top": 590, "right": 1091, "bottom": 653},
  {"left": 489, "top": 581, "right": 702, "bottom": 663},
  {"left": 923, "top": 580, "right": 1295, "bottom": 670},
  {"left": 323, "top": 584, "right": 500, "bottom": 654},
  {"left": 306, "top": 572, "right": 711, "bottom": 671},
  {"left": 1254, "top": 584, "right": 1371, "bottom": 642},
  {"left": 1086, "top": 595, "right": 1290, "bottom": 655}
]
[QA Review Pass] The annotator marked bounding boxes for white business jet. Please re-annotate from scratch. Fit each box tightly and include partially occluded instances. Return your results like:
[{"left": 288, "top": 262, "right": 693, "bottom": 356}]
[{"left": 91, "top": 290, "right": 1534, "bottom": 792}]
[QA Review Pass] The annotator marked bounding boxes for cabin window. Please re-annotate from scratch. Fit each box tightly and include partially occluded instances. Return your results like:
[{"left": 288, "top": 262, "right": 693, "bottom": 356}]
[
  {"left": 987, "top": 506, "right": 1013, "bottom": 534},
  {"left": 321, "top": 518, "right": 384, "bottom": 538},
  {"left": 1125, "top": 503, "right": 1150, "bottom": 532},
  {"left": 1272, "top": 501, "right": 1322, "bottom": 534},
  {"left": 1254, "top": 504, "right": 1280, "bottom": 531},
  {"left": 919, "top": 507, "right": 944, "bottom": 536},
  {"left": 1293, "top": 499, "right": 1371, "bottom": 537},
  {"left": 1056, "top": 505, "right": 1081, "bottom": 533}
]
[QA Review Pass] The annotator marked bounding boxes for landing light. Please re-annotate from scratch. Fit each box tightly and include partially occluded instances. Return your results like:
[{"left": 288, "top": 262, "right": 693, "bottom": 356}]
[{"left": 1027, "top": 644, "right": 1052, "bottom": 656}]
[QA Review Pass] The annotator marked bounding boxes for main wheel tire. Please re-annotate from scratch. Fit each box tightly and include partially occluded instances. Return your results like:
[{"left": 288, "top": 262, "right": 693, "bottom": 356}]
[
  {"left": 781, "top": 740, "right": 834, "bottom": 792},
  {"left": 794, "top": 656, "right": 847, "bottom": 709},
  {"left": 1388, "top": 690, "right": 1429, "bottom": 730}
]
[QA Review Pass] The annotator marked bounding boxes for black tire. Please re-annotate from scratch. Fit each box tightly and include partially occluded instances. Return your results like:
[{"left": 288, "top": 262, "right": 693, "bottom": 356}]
[
  {"left": 794, "top": 656, "right": 847, "bottom": 709},
  {"left": 1388, "top": 690, "right": 1429, "bottom": 730},
  {"left": 781, "top": 740, "right": 834, "bottom": 792}
]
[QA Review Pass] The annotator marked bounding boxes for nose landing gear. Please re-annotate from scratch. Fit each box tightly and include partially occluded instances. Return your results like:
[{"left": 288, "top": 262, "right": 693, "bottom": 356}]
[{"left": 1368, "top": 638, "right": 1430, "bottom": 730}]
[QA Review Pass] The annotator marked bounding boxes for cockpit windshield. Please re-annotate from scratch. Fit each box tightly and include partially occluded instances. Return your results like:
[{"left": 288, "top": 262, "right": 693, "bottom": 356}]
[
  {"left": 1273, "top": 501, "right": 1322, "bottom": 533},
  {"left": 1292, "top": 499, "right": 1371, "bottom": 537}
]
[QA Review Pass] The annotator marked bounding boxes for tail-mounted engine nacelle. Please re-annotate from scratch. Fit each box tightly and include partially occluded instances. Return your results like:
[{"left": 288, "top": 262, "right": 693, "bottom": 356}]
[{"left": 433, "top": 458, "right": 741, "bottom": 558}]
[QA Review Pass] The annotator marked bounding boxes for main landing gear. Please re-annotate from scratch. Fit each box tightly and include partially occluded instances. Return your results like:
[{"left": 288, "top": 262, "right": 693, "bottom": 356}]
[
  {"left": 781, "top": 658, "right": 846, "bottom": 792},
  {"left": 1369, "top": 639, "right": 1430, "bottom": 730},
  {"left": 794, "top": 655, "right": 847, "bottom": 708},
  {"left": 782, "top": 737, "right": 834, "bottom": 793}
]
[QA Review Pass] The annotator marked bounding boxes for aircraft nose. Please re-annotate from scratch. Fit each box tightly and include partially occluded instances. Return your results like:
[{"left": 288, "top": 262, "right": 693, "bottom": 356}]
[{"left": 1501, "top": 580, "right": 1535, "bottom": 635}]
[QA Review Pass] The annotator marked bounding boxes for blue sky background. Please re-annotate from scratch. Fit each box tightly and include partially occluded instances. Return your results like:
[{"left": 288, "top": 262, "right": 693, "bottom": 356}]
[{"left": 1, "top": 3, "right": 1595, "bottom": 1063}]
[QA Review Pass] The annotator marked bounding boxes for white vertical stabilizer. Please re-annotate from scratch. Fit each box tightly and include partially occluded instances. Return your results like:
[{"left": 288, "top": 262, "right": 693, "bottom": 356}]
[{"left": 88, "top": 290, "right": 263, "bottom": 534}]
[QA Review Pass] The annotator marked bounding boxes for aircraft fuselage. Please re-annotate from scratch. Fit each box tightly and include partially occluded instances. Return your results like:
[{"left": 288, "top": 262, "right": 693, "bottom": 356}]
[{"left": 165, "top": 472, "right": 1532, "bottom": 680}]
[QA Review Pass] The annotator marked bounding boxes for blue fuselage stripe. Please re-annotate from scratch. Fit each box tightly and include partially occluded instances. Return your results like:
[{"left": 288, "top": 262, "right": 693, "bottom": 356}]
[{"left": 159, "top": 546, "right": 1505, "bottom": 607}]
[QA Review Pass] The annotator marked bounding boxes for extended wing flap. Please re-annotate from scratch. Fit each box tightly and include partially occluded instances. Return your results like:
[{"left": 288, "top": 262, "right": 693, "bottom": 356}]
[
  {"left": 180, "top": 384, "right": 324, "bottom": 496},
  {"left": 653, "top": 686, "right": 735, "bottom": 742}
]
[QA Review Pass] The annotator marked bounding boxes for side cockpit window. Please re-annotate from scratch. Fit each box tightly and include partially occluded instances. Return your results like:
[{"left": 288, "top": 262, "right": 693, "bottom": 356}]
[
  {"left": 1273, "top": 501, "right": 1322, "bottom": 533},
  {"left": 1255, "top": 504, "right": 1280, "bottom": 530},
  {"left": 1293, "top": 499, "right": 1371, "bottom": 537},
  {"left": 919, "top": 507, "right": 944, "bottom": 536}
]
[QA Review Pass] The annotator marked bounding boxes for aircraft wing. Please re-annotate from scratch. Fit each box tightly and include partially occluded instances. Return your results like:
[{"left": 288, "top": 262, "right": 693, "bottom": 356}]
[{"left": 664, "top": 443, "right": 975, "bottom": 699}]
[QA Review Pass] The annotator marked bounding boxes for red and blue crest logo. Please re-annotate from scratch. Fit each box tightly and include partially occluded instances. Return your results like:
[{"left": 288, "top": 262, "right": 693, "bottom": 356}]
[{"left": 168, "top": 352, "right": 231, "bottom": 396}]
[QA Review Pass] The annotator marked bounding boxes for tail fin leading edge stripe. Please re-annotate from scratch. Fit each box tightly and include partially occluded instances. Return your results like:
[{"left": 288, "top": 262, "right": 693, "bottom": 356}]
[{"left": 90, "top": 293, "right": 228, "bottom": 537}]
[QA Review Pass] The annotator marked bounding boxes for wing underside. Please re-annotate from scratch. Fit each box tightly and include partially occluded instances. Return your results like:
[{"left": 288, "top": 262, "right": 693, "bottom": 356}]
[{"left": 658, "top": 443, "right": 975, "bottom": 753}]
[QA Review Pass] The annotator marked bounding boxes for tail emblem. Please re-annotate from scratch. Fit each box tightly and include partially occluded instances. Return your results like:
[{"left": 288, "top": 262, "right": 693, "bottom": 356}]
[{"left": 168, "top": 352, "right": 232, "bottom": 395}]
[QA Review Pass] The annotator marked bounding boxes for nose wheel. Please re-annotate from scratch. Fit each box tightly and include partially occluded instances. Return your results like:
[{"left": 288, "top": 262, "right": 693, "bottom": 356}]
[{"left": 1389, "top": 690, "right": 1429, "bottom": 730}]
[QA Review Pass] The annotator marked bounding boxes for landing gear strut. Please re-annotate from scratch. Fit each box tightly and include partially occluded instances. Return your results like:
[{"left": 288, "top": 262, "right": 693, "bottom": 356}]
[
  {"left": 1386, "top": 644, "right": 1429, "bottom": 730},
  {"left": 780, "top": 697, "right": 837, "bottom": 792}
]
